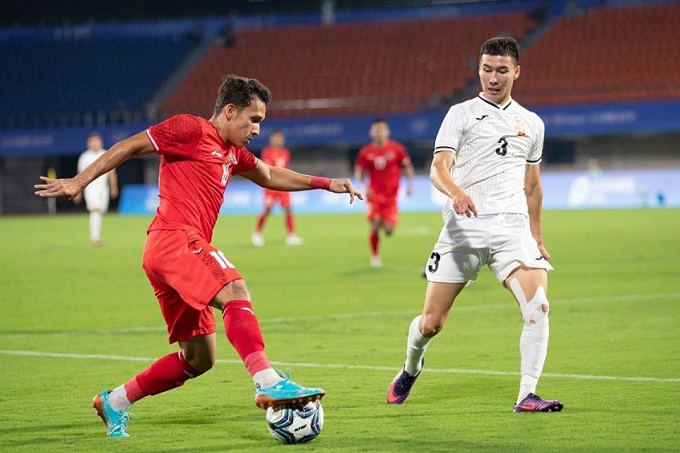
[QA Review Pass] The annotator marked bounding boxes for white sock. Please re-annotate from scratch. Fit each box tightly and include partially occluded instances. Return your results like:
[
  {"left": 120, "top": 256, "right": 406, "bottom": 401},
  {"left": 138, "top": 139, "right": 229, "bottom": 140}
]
[
  {"left": 404, "top": 315, "right": 432, "bottom": 376},
  {"left": 517, "top": 322, "right": 549, "bottom": 403},
  {"left": 108, "top": 385, "right": 132, "bottom": 412},
  {"left": 90, "top": 211, "right": 102, "bottom": 242},
  {"left": 253, "top": 368, "right": 282, "bottom": 389}
]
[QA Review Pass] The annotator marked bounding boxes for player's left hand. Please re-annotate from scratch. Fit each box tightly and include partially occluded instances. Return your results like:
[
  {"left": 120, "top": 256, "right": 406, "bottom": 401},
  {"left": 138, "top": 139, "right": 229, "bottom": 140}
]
[
  {"left": 328, "top": 178, "right": 363, "bottom": 204},
  {"left": 537, "top": 242, "right": 551, "bottom": 261}
]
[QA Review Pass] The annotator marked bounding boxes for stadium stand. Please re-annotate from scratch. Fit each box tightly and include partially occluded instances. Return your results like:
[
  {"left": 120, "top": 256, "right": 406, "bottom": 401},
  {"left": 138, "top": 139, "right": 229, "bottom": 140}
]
[
  {"left": 0, "top": 34, "right": 198, "bottom": 128},
  {"left": 513, "top": 2, "right": 680, "bottom": 106},
  {"left": 161, "top": 12, "right": 536, "bottom": 118}
]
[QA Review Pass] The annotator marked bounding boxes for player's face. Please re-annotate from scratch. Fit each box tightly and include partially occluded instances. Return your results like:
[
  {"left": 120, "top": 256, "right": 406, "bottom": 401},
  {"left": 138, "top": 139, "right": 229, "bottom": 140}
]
[
  {"left": 225, "top": 98, "right": 266, "bottom": 147},
  {"left": 478, "top": 54, "right": 520, "bottom": 105},
  {"left": 270, "top": 132, "right": 285, "bottom": 148},
  {"left": 88, "top": 136, "right": 103, "bottom": 150},
  {"left": 370, "top": 122, "right": 390, "bottom": 145}
]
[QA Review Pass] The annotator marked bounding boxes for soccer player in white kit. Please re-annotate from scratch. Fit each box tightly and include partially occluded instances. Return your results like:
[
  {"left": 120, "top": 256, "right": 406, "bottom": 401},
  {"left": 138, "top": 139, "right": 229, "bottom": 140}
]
[
  {"left": 387, "top": 37, "right": 563, "bottom": 412},
  {"left": 76, "top": 132, "right": 118, "bottom": 246}
]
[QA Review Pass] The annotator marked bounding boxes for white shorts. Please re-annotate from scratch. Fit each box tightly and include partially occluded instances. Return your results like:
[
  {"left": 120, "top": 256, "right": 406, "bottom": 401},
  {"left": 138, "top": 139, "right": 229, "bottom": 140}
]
[
  {"left": 424, "top": 212, "right": 553, "bottom": 285},
  {"left": 84, "top": 187, "right": 110, "bottom": 213}
]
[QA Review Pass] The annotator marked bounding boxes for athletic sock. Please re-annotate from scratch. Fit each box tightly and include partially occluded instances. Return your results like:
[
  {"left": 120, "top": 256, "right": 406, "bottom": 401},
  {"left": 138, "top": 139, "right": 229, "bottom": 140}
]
[
  {"left": 404, "top": 315, "right": 432, "bottom": 376},
  {"left": 285, "top": 212, "right": 295, "bottom": 235},
  {"left": 255, "top": 213, "right": 267, "bottom": 232},
  {"left": 222, "top": 300, "right": 281, "bottom": 388},
  {"left": 107, "top": 351, "right": 203, "bottom": 412},
  {"left": 90, "top": 211, "right": 102, "bottom": 242},
  {"left": 370, "top": 231, "right": 380, "bottom": 256},
  {"left": 517, "top": 322, "right": 549, "bottom": 403}
]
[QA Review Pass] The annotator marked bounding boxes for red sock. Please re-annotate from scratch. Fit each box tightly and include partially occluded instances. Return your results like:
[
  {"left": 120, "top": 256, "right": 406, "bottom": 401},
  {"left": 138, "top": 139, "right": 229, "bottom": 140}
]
[
  {"left": 285, "top": 212, "right": 295, "bottom": 235},
  {"left": 370, "top": 231, "right": 380, "bottom": 256},
  {"left": 255, "top": 213, "right": 267, "bottom": 232},
  {"left": 125, "top": 352, "right": 204, "bottom": 402},
  {"left": 222, "top": 300, "right": 270, "bottom": 377}
]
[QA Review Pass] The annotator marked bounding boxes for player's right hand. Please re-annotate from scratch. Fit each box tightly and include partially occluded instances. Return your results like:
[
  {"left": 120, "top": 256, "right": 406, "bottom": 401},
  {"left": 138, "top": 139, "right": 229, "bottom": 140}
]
[
  {"left": 451, "top": 190, "right": 478, "bottom": 217},
  {"left": 34, "top": 176, "right": 82, "bottom": 201}
]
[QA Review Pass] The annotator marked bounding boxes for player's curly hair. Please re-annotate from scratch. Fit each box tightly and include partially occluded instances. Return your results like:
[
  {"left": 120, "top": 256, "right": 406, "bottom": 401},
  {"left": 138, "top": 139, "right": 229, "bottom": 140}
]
[
  {"left": 479, "top": 37, "right": 520, "bottom": 65},
  {"left": 213, "top": 74, "right": 272, "bottom": 115}
]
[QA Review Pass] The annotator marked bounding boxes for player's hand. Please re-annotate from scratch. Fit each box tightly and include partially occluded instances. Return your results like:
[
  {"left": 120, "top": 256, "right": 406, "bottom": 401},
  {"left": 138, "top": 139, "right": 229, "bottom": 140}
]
[
  {"left": 537, "top": 241, "right": 551, "bottom": 261},
  {"left": 328, "top": 178, "right": 363, "bottom": 204},
  {"left": 34, "top": 176, "right": 82, "bottom": 201},
  {"left": 451, "top": 190, "right": 478, "bottom": 217},
  {"left": 73, "top": 192, "right": 83, "bottom": 205}
]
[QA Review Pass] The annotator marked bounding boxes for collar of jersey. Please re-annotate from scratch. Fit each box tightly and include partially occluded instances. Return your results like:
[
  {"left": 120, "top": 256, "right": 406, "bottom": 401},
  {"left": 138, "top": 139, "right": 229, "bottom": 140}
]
[{"left": 478, "top": 93, "right": 513, "bottom": 110}]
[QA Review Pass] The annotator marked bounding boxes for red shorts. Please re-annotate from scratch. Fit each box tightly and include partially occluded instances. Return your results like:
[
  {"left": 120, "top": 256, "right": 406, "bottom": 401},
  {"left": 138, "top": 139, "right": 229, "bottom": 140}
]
[
  {"left": 142, "top": 229, "right": 243, "bottom": 344},
  {"left": 264, "top": 189, "right": 291, "bottom": 209},
  {"left": 366, "top": 196, "right": 399, "bottom": 226}
]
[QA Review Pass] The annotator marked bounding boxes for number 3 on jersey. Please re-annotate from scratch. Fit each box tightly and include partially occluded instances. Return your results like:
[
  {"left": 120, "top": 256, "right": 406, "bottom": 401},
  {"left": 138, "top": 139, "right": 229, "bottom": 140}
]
[{"left": 495, "top": 137, "right": 508, "bottom": 156}]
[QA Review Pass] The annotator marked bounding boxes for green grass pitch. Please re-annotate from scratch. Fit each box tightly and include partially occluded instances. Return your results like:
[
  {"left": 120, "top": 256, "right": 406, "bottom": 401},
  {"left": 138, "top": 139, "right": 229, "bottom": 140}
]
[{"left": 0, "top": 208, "right": 678, "bottom": 452}]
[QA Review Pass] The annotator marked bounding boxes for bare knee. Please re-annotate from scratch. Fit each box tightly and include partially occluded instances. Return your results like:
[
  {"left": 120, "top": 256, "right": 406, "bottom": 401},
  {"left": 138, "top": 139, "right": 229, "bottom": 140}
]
[
  {"left": 210, "top": 279, "right": 251, "bottom": 311},
  {"left": 419, "top": 315, "right": 444, "bottom": 337},
  {"left": 180, "top": 337, "right": 217, "bottom": 373}
]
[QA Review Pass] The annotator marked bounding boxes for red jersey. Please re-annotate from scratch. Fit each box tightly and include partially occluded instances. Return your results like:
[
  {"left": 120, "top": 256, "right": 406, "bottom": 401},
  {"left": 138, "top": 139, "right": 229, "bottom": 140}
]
[
  {"left": 354, "top": 139, "right": 411, "bottom": 200},
  {"left": 146, "top": 114, "right": 258, "bottom": 242},
  {"left": 260, "top": 146, "right": 290, "bottom": 168}
]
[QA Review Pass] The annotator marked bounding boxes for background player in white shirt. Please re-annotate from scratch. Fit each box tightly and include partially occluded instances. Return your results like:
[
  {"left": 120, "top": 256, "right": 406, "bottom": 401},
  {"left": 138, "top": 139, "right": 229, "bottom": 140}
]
[
  {"left": 387, "top": 37, "right": 563, "bottom": 412},
  {"left": 75, "top": 132, "right": 118, "bottom": 246}
]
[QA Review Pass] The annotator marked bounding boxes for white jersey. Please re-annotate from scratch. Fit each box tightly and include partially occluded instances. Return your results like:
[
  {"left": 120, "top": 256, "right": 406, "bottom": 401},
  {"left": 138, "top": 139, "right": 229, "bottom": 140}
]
[
  {"left": 78, "top": 148, "right": 110, "bottom": 211},
  {"left": 434, "top": 94, "right": 544, "bottom": 216}
]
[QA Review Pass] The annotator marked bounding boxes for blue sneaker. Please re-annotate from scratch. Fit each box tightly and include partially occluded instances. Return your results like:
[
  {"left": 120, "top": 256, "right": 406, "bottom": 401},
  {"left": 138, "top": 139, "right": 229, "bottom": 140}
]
[
  {"left": 92, "top": 390, "right": 131, "bottom": 437},
  {"left": 255, "top": 370, "right": 325, "bottom": 409}
]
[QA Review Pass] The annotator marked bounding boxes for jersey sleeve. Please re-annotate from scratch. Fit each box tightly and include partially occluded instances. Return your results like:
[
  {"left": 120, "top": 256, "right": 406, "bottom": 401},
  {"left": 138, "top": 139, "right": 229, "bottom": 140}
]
[
  {"left": 434, "top": 105, "right": 464, "bottom": 156},
  {"left": 146, "top": 114, "right": 203, "bottom": 159},
  {"left": 233, "top": 147, "right": 259, "bottom": 173},
  {"left": 354, "top": 147, "right": 368, "bottom": 170},
  {"left": 77, "top": 152, "right": 86, "bottom": 173},
  {"left": 396, "top": 142, "right": 411, "bottom": 165},
  {"left": 527, "top": 114, "right": 545, "bottom": 165}
]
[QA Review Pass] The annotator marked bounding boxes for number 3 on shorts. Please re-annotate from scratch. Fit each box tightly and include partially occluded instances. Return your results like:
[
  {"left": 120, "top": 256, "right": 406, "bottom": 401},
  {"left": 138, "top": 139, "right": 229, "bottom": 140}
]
[{"left": 427, "top": 252, "right": 441, "bottom": 273}]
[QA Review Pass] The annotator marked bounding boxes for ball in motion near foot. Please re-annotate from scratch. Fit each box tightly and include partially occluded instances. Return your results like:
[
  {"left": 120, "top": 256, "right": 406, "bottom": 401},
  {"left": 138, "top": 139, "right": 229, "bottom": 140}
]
[{"left": 265, "top": 401, "right": 324, "bottom": 444}]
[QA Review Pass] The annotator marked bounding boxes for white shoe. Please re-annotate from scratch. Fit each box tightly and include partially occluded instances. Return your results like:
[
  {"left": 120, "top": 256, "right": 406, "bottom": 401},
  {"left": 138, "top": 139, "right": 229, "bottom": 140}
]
[
  {"left": 285, "top": 235, "right": 304, "bottom": 246},
  {"left": 370, "top": 255, "right": 383, "bottom": 268},
  {"left": 251, "top": 233, "right": 265, "bottom": 247}
]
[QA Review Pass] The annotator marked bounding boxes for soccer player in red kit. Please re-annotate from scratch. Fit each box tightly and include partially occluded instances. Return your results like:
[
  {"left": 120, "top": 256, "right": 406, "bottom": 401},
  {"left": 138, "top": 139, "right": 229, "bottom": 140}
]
[
  {"left": 35, "top": 75, "right": 362, "bottom": 438},
  {"left": 252, "top": 130, "right": 303, "bottom": 247},
  {"left": 354, "top": 118, "right": 414, "bottom": 267}
]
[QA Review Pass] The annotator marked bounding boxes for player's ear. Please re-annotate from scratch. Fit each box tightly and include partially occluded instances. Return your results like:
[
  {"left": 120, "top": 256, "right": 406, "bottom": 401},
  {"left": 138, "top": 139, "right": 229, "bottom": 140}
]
[
  {"left": 514, "top": 65, "right": 521, "bottom": 80},
  {"left": 223, "top": 104, "right": 237, "bottom": 121}
]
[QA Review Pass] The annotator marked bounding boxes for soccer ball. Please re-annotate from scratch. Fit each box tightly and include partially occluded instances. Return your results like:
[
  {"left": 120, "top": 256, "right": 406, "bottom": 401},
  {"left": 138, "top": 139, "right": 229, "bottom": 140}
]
[{"left": 265, "top": 401, "right": 324, "bottom": 444}]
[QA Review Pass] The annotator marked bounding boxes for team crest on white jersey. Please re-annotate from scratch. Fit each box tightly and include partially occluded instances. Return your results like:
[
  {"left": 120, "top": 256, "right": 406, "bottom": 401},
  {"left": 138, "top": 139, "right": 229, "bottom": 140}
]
[{"left": 513, "top": 116, "right": 526, "bottom": 136}]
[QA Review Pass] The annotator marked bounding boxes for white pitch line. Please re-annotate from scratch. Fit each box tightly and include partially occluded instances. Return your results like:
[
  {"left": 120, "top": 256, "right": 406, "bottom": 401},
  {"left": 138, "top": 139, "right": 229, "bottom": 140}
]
[{"left": 0, "top": 349, "right": 678, "bottom": 383}]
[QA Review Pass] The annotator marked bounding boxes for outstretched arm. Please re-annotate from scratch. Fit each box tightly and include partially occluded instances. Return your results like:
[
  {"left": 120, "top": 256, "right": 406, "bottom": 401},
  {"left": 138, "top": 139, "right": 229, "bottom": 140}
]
[
  {"left": 430, "top": 151, "right": 477, "bottom": 217},
  {"left": 35, "top": 131, "right": 154, "bottom": 200},
  {"left": 403, "top": 160, "right": 415, "bottom": 196},
  {"left": 240, "top": 160, "right": 363, "bottom": 204},
  {"left": 525, "top": 164, "right": 550, "bottom": 260}
]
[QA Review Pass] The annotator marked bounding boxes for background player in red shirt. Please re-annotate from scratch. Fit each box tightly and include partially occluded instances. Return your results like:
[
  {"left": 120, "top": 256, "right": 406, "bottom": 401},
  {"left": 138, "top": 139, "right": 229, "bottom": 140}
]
[
  {"left": 251, "top": 130, "right": 303, "bottom": 247},
  {"left": 354, "top": 118, "right": 414, "bottom": 267},
  {"left": 35, "top": 75, "right": 362, "bottom": 438}
]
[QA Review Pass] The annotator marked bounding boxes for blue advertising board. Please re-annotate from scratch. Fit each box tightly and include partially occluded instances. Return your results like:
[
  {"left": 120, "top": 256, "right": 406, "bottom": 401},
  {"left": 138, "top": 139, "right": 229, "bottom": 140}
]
[{"left": 119, "top": 169, "right": 680, "bottom": 216}]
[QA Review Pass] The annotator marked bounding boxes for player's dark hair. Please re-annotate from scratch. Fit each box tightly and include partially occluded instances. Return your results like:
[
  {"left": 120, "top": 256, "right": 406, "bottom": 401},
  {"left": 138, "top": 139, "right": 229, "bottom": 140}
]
[
  {"left": 479, "top": 37, "right": 520, "bottom": 65},
  {"left": 214, "top": 74, "right": 272, "bottom": 115},
  {"left": 371, "top": 117, "right": 389, "bottom": 126}
]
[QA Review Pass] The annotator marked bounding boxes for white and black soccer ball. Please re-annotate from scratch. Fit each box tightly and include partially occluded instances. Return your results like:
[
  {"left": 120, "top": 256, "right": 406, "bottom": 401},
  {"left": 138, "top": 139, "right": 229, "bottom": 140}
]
[{"left": 265, "top": 401, "right": 324, "bottom": 444}]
